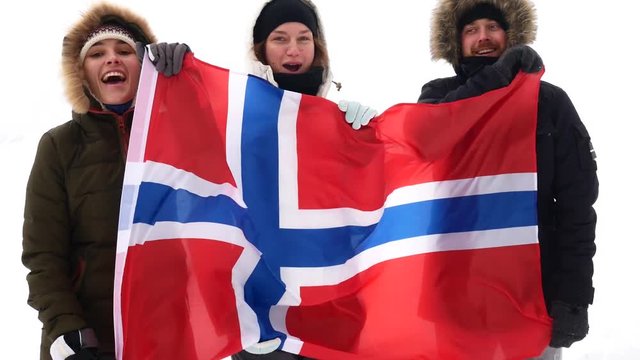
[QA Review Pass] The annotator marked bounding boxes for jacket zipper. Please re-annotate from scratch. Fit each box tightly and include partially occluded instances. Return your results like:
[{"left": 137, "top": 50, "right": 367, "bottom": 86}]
[
  {"left": 89, "top": 108, "right": 132, "bottom": 162},
  {"left": 116, "top": 114, "right": 130, "bottom": 161}
]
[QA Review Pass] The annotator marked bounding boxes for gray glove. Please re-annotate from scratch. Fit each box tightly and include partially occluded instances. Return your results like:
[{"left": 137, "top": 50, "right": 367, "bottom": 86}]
[
  {"left": 549, "top": 301, "right": 589, "bottom": 348},
  {"left": 147, "top": 42, "right": 191, "bottom": 77},
  {"left": 135, "top": 41, "right": 146, "bottom": 63},
  {"left": 495, "top": 45, "right": 543, "bottom": 77}
]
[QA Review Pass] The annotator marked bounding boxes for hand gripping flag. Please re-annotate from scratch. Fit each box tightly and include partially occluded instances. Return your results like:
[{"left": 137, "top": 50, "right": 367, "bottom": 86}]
[{"left": 114, "top": 53, "right": 552, "bottom": 360}]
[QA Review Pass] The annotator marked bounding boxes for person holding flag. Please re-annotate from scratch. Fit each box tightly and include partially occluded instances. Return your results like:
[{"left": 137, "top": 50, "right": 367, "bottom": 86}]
[
  {"left": 417, "top": 0, "right": 599, "bottom": 358},
  {"left": 21, "top": 3, "right": 157, "bottom": 359},
  {"left": 140, "top": 1, "right": 375, "bottom": 358},
  {"left": 149, "top": 0, "right": 377, "bottom": 132}
]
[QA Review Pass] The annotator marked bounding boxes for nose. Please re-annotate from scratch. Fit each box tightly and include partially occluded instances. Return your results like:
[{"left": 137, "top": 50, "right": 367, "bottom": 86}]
[
  {"left": 477, "top": 27, "right": 490, "bottom": 41},
  {"left": 106, "top": 51, "right": 121, "bottom": 64},
  {"left": 285, "top": 41, "right": 300, "bottom": 56}
]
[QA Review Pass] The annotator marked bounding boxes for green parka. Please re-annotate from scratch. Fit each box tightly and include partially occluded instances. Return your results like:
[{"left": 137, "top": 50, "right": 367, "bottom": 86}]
[{"left": 22, "top": 3, "right": 155, "bottom": 359}]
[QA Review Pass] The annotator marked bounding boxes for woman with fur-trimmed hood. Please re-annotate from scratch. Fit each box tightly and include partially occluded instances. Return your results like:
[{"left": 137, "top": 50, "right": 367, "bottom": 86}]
[
  {"left": 419, "top": 1, "right": 598, "bottom": 359},
  {"left": 22, "top": 3, "right": 155, "bottom": 359}
]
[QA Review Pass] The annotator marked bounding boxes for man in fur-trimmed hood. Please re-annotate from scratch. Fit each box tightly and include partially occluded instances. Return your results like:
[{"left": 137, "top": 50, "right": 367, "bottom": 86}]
[
  {"left": 418, "top": 1, "right": 598, "bottom": 359},
  {"left": 430, "top": 0, "right": 537, "bottom": 67}
]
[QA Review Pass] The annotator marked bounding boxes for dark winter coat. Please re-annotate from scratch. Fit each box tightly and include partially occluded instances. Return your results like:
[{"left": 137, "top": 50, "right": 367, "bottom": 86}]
[
  {"left": 22, "top": 3, "right": 155, "bottom": 359},
  {"left": 424, "top": 0, "right": 597, "bottom": 309},
  {"left": 23, "top": 109, "right": 133, "bottom": 359},
  {"left": 417, "top": 60, "right": 598, "bottom": 308}
]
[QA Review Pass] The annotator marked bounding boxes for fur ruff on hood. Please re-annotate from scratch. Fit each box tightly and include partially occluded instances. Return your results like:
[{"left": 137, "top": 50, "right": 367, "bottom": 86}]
[
  {"left": 62, "top": 2, "right": 156, "bottom": 114},
  {"left": 430, "top": 0, "right": 537, "bottom": 66}
]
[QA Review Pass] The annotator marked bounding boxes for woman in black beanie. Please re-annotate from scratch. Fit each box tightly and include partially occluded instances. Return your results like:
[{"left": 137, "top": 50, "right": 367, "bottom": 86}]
[
  {"left": 249, "top": 0, "right": 375, "bottom": 130},
  {"left": 150, "top": 0, "right": 375, "bottom": 130},
  {"left": 250, "top": 0, "right": 332, "bottom": 98},
  {"left": 238, "top": 4, "right": 366, "bottom": 360},
  {"left": 238, "top": 4, "right": 351, "bottom": 359}
]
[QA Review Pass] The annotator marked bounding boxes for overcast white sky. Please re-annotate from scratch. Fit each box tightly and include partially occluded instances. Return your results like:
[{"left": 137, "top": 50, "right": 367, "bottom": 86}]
[{"left": 1, "top": 1, "right": 638, "bottom": 358}]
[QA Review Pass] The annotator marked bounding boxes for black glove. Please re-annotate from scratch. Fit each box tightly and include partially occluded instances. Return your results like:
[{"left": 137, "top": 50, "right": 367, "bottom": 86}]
[
  {"left": 494, "top": 45, "right": 544, "bottom": 78},
  {"left": 148, "top": 42, "right": 191, "bottom": 77},
  {"left": 549, "top": 301, "right": 589, "bottom": 348},
  {"left": 421, "top": 45, "right": 543, "bottom": 104},
  {"left": 67, "top": 349, "right": 100, "bottom": 360},
  {"left": 50, "top": 328, "right": 100, "bottom": 360}
]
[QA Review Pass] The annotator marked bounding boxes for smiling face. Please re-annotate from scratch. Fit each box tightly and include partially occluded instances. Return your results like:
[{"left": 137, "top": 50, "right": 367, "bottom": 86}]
[
  {"left": 264, "top": 22, "right": 315, "bottom": 74},
  {"left": 461, "top": 18, "right": 507, "bottom": 58},
  {"left": 82, "top": 38, "right": 141, "bottom": 105}
]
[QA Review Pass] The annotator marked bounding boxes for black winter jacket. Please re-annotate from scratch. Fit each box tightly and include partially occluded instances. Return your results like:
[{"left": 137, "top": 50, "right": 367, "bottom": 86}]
[{"left": 417, "top": 60, "right": 598, "bottom": 308}]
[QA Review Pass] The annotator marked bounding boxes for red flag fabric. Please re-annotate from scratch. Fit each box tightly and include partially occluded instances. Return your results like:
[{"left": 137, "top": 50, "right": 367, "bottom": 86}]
[{"left": 114, "top": 54, "right": 551, "bottom": 360}]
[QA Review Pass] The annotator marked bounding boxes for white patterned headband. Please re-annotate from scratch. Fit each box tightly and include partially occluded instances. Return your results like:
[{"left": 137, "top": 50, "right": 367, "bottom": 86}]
[{"left": 79, "top": 24, "right": 136, "bottom": 62}]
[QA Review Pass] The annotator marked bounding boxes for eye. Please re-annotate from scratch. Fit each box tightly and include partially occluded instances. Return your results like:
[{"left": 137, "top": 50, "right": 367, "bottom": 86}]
[
  {"left": 298, "top": 36, "right": 312, "bottom": 43},
  {"left": 270, "top": 36, "right": 287, "bottom": 42},
  {"left": 88, "top": 51, "right": 104, "bottom": 58}
]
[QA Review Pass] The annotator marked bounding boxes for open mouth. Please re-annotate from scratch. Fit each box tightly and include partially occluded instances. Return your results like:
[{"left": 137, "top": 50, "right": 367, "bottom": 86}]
[
  {"left": 475, "top": 48, "right": 497, "bottom": 56},
  {"left": 282, "top": 63, "right": 302, "bottom": 72},
  {"left": 102, "top": 71, "right": 126, "bottom": 84}
]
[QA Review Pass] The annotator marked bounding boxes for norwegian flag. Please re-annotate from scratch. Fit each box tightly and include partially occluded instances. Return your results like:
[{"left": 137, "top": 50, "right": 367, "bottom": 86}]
[{"left": 114, "top": 53, "right": 551, "bottom": 360}]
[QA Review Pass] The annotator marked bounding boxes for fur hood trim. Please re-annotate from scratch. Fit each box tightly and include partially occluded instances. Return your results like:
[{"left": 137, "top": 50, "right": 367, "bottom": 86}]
[
  {"left": 430, "top": 0, "right": 537, "bottom": 66},
  {"left": 62, "top": 2, "right": 156, "bottom": 114}
]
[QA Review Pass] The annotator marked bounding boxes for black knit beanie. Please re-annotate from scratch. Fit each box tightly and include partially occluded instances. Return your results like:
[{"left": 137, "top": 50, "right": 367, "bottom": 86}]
[
  {"left": 253, "top": 0, "right": 318, "bottom": 44},
  {"left": 457, "top": 3, "right": 510, "bottom": 31}
]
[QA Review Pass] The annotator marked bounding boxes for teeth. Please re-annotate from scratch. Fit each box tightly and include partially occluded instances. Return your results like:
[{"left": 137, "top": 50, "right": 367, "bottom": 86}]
[{"left": 102, "top": 71, "right": 125, "bottom": 81}]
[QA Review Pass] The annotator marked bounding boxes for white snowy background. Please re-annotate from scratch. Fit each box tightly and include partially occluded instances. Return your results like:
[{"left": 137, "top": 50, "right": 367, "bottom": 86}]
[{"left": 1, "top": 0, "right": 638, "bottom": 358}]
